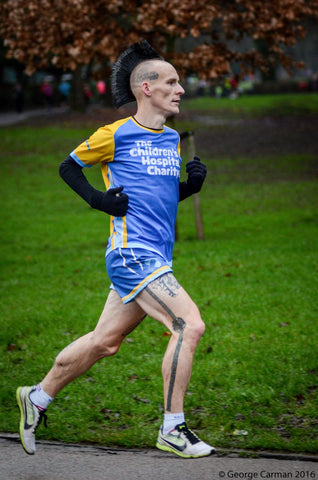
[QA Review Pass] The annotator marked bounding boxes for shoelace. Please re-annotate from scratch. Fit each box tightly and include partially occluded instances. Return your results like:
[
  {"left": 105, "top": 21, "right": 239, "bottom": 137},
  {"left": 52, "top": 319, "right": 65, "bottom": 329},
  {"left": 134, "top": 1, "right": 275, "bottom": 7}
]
[{"left": 175, "top": 423, "right": 200, "bottom": 444}]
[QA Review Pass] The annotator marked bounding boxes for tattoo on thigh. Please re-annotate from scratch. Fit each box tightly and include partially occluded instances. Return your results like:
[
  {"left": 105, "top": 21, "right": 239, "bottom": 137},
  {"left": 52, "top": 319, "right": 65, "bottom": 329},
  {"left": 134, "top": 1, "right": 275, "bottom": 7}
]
[
  {"left": 150, "top": 273, "right": 181, "bottom": 297},
  {"left": 145, "top": 285, "right": 185, "bottom": 411}
]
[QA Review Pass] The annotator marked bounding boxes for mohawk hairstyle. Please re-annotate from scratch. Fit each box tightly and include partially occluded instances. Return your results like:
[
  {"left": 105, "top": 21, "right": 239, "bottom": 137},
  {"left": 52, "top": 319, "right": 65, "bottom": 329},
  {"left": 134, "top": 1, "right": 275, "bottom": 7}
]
[{"left": 111, "top": 40, "right": 163, "bottom": 109}]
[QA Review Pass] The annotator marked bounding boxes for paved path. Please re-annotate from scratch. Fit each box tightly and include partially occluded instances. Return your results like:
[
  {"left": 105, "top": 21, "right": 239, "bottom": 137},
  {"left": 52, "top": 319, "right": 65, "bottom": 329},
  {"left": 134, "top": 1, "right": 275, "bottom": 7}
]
[
  {"left": 1, "top": 434, "right": 317, "bottom": 480},
  {"left": 0, "top": 107, "right": 69, "bottom": 127}
]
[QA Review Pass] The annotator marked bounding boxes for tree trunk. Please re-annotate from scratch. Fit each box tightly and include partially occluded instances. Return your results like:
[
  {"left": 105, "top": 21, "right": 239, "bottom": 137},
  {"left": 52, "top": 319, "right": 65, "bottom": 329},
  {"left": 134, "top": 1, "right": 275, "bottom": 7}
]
[{"left": 70, "top": 65, "right": 86, "bottom": 111}]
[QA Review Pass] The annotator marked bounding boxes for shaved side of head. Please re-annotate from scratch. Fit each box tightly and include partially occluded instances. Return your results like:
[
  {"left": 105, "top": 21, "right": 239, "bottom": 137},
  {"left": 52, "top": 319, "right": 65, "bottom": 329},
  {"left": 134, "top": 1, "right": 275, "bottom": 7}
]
[{"left": 130, "top": 59, "right": 167, "bottom": 100}]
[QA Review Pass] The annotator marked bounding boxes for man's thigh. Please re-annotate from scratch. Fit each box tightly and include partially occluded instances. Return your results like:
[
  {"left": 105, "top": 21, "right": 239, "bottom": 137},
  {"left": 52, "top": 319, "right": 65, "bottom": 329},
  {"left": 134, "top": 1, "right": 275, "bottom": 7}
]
[
  {"left": 135, "top": 272, "right": 200, "bottom": 331},
  {"left": 94, "top": 290, "right": 146, "bottom": 341}
]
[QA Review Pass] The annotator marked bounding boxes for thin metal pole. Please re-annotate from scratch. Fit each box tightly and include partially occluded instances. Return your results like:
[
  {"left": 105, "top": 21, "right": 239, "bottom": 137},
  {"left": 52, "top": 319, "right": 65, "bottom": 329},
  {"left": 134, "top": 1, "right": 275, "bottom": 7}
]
[{"left": 187, "top": 133, "right": 205, "bottom": 240}]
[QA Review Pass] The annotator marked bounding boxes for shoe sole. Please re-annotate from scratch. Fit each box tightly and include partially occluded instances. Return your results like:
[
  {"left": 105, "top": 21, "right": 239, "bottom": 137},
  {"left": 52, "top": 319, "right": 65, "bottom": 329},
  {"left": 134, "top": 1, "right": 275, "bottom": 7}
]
[
  {"left": 16, "top": 387, "right": 35, "bottom": 455},
  {"left": 156, "top": 441, "right": 214, "bottom": 458}
]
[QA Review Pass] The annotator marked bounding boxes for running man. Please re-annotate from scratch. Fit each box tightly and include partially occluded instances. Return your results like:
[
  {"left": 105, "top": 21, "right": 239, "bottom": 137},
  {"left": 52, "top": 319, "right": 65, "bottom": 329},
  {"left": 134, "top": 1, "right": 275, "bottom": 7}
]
[{"left": 16, "top": 42, "right": 214, "bottom": 459}]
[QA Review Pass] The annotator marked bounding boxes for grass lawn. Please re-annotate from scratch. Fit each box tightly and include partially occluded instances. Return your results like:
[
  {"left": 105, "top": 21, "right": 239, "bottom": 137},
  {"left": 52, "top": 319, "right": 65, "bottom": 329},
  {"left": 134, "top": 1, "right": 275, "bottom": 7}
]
[
  {"left": 0, "top": 93, "right": 317, "bottom": 453},
  {"left": 181, "top": 91, "right": 318, "bottom": 116}
]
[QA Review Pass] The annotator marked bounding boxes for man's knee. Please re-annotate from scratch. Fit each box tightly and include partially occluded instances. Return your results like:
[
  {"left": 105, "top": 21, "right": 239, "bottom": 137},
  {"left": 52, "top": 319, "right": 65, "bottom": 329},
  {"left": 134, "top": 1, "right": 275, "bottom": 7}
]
[
  {"left": 196, "top": 318, "right": 206, "bottom": 337},
  {"left": 174, "top": 304, "right": 205, "bottom": 346},
  {"left": 55, "top": 333, "right": 121, "bottom": 366},
  {"left": 185, "top": 317, "right": 205, "bottom": 344},
  {"left": 189, "top": 303, "right": 205, "bottom": 334},
  {"left": 167, "top": 300, "right": 205, "bottom": 343},
  {"left": 91, "top": 334, "right": 121, "bottom": 358}
]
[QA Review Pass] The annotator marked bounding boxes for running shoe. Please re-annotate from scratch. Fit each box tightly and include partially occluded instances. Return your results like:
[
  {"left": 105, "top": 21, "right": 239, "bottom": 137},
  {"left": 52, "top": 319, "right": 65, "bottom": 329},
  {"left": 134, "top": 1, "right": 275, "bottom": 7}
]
[
  {"left": 16, "top": 385, "right": 47, "bottom": 454},
  {"left": 156, "top": 422, "right": 215, "bottom": 458}
]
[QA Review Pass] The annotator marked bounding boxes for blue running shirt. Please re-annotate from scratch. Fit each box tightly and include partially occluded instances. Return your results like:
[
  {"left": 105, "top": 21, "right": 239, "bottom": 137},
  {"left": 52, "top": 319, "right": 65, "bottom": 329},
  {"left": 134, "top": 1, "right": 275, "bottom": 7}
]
[{"left": 70, "top": 117, "right": 182, "bottom": 262}]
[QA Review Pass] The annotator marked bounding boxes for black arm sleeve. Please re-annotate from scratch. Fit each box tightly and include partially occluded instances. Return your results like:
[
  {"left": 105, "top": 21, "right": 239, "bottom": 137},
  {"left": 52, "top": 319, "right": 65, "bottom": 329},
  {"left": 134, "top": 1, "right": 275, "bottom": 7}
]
[
  {"left": 179, "top": 181, "right": 193, "bottom": 202},
  {"left": 59, "top": 155, "right": 103, "bottom": 209}
]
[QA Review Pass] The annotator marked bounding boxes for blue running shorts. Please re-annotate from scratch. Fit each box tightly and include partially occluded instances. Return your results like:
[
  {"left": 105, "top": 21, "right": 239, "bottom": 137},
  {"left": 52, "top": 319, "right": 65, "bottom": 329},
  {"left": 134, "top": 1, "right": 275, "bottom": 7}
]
[{"left": 106, "top": 248, "right": 173, "bottom": 303}]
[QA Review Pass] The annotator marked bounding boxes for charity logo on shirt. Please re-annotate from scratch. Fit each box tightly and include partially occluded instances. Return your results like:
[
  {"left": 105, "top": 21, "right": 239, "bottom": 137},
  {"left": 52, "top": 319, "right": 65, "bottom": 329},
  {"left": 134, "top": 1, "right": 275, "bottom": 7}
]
[{"left": 130, "top": 140, "right": 180, "bottom": 178}]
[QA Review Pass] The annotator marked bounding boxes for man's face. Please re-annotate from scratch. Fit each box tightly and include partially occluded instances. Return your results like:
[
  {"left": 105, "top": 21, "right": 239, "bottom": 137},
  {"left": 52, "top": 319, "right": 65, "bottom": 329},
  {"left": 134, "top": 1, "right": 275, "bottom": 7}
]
[{"left": 149, "top": 62, "right": 185, "bottom": 116}]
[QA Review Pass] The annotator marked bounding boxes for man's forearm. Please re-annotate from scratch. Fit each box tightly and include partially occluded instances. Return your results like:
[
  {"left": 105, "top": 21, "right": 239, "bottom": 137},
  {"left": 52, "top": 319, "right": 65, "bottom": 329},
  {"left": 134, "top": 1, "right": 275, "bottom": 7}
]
[{"left": 59, "top": 155, "right": 103, "bottom": 208}]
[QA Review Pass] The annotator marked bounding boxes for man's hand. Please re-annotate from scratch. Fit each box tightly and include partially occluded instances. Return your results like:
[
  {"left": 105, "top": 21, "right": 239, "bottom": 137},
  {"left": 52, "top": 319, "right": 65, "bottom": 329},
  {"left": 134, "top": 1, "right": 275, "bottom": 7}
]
[
  {"left": 186, "top": 155, "right": 207, "bottom": 193},
  {"left": 93, "top": 186, "right": 129, "bottom": 217}
]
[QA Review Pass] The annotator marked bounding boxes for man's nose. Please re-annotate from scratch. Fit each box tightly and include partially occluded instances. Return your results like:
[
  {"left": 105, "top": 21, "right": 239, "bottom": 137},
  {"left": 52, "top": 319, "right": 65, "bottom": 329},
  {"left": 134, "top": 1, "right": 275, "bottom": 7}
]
[{"left": 178, "top": 84, "right": 185, "bottom": 95}]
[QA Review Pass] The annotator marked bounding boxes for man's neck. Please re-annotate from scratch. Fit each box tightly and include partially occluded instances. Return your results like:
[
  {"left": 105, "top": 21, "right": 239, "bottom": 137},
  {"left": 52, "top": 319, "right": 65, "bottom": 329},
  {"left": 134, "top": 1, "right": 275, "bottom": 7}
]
[{"left": 134, "top": 109, "right": 166, "bottom": 130}]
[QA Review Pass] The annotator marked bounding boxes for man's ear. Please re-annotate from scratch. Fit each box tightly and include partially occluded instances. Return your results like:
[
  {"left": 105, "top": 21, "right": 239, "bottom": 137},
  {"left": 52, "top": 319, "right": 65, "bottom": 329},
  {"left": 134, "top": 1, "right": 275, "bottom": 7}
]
[{"left": 141, "top": 82, "right": 152, "bottom": 97}]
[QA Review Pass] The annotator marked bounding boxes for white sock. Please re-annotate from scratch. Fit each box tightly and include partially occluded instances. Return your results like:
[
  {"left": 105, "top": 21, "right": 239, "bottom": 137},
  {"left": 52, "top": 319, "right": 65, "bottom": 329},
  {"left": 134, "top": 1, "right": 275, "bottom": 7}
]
[
  {"left": 29, "top": 383, "right": 53, "bottom": 410},
  {"left": 162, "top": 412, "right": 185, "bottom": 434}
]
